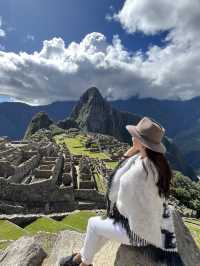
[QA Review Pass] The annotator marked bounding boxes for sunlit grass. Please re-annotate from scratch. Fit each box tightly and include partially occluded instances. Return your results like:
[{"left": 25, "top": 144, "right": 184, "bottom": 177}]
[
  {"left": 0, "top": 211, "right": 102, "bottom": 251},
  {"left": 24, "top": 217, "right": 81, "bottom": 235},
  {"left": 183, "top": 218, "right": 200, "bottom": 249},
  {"left": 61, "top": 210, "right": 98, "bottom": 232},
  {"left": 54, "top": 133, "right": 110, "bottom": 159},
  {"left": 0, "top": 220, "right": 29, "bottom": 241}
]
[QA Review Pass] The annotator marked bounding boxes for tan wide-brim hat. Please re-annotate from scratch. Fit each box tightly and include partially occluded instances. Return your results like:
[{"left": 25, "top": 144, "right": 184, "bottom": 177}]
[{"left": 126, "top": 116, "right": 167, "bottom": 154}]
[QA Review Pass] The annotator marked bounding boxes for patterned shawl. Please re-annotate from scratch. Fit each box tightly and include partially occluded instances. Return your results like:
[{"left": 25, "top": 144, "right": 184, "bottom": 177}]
[{"left": 101, "top": 153, "right": 180, "bottom": 261}]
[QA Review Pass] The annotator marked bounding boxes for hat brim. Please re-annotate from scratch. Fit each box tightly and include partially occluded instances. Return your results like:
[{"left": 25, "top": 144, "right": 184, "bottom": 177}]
[{"left": 126, "top": 125, "right": 166, "bottom": 154}]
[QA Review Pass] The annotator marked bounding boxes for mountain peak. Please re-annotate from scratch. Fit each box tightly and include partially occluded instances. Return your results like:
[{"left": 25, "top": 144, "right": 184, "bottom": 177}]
[
  {"left": 81, "top": 87, "right": 104, "bottom": 102},
  {"left": 70, "top": 87, "right": 107, "bottom": 122},
  {"left": 24, "top": 112, "right": 53, "bottom": 139}
]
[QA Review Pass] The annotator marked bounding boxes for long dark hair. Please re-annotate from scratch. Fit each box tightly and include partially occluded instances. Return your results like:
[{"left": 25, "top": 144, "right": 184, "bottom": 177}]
[{"left": 141, "top": 147, "right": 173, "bottom": 199}]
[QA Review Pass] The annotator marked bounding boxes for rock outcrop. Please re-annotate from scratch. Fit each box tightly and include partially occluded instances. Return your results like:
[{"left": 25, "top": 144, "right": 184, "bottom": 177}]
[
  {"left": 0, "top": 235, "right": 47, "bottom": 266},
  {"left": 1, "top": 210, "right": 199, "bottom": 266}
]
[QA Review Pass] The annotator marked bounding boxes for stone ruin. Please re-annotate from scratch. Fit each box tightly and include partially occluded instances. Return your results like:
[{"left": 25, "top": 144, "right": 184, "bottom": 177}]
[
  {"left": 85, "top": 132, "right": 130, "bottom": 160},
  {"left": 78, "top": 157, "right": 95, "bottom": 189},
  {"left": 0, "top": 135, "right": 200, "bottom": 265},
  {"left": 0, "top": 136, "right": 106, "bottom": 216}
]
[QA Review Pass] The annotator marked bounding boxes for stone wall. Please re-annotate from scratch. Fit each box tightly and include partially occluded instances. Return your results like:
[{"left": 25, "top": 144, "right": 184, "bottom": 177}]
[
  {"left": 7, "top": 155, "right": 41, "bottom": 183},
  {"left": 74, "top": 188, "right": 105, "bottom": 208},
  {"left": 0, "top": 177, "right": 77, "bottom": 213}
]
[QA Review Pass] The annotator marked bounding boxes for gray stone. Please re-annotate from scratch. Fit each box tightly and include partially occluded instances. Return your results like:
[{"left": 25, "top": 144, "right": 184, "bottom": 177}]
[
  {"left": 62, "top": 173, "right": 72, "bottom": 186},
  {"left": 0, "top": 235, "right": 47, "bottom": 266}
]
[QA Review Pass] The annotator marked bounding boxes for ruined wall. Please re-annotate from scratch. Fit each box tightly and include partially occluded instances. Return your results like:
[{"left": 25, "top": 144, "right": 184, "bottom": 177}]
[
  {"left": 7, "top": 155, "right": 41, "bottom": 183},
  {"left": 0, "top": 178, "right": 77, "bottom": 213}
]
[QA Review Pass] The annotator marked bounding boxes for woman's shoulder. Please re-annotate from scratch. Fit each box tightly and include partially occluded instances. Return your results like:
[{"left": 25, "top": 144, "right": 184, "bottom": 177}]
[
  {"left": 127, "top": 155, "right": 148, "bottom": 177},
  {"left": 130, "top": 155, "right": 157, "bottom": 178}
]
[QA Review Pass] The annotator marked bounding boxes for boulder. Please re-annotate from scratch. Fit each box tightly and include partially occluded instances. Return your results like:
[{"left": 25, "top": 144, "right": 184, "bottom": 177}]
[{"left": 0, "top": 235, "right": 47, "bottom": 266}]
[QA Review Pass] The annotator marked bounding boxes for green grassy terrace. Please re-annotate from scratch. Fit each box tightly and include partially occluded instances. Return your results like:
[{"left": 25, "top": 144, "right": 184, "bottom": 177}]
[
  {"left": 183, "top": 217, "right": 200, "bottom": 249},
  {"left": 0, "top": 210, "right": 99, "bottom": 250},
  {"left": 54, "top": 133, "right": 118, "bottom": 169}
]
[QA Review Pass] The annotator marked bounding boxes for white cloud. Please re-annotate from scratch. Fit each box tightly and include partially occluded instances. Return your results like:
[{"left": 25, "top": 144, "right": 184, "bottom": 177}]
[
  {"left": 114, "top": 0, "right": 200, "bottom": 38},
  {"left": 105, "top": 13, "right": 113, "bottom": 22},
  {"left": 0, "top": 29, "right": 5, "bottom": 37},
  {"left": 0, "top": 0, "right": 200, "bottom": 107},
  {"left": 0, "top": 33, "right": 149, "bottom": 105},
  {"left": 26, "top": 34, "right": 35, "bottom": 41},
  {"left": 0, "top": 16, "right": 6, "bottom": 37},
  {"left": 112, "top": 0, "right": 200, "bottom": 99}
]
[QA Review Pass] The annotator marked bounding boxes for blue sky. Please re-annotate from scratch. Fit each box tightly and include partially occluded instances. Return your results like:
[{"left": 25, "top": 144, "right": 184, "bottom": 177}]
[
  {"left": 0, "top": 0, "right": 167, "bottom": 54},
  {"left": 0, "top": 0, "right": 199, "bottom": 105}
]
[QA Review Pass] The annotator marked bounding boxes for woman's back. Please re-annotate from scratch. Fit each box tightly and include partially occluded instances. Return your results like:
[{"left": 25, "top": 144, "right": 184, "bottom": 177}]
[{"left": 106, "top": 152, "right": 165, "bottom": 248}]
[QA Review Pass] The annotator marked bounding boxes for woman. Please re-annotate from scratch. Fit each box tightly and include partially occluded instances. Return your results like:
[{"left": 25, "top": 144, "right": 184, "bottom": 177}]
[{"left": 60, "top": 116, "right": 176, "bottom": 266}]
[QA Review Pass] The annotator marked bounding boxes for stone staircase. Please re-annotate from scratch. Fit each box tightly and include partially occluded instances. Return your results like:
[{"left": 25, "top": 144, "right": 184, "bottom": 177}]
[{"left": 0, "top": 211, "right": 200, "bottom": 266}]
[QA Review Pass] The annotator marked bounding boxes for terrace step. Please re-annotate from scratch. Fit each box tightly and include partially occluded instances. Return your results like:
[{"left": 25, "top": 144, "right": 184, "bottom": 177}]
[{"left": 77, "top": 201, "right": 97, "bottom": 210}]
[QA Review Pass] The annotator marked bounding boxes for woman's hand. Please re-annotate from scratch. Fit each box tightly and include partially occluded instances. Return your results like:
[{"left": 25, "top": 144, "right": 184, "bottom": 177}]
[{"left": 122, "top": 145, "right": 139, "bottom": 158}]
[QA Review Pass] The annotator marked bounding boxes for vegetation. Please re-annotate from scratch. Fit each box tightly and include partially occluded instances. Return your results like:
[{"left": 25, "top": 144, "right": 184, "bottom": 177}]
[
  {"left": 171, "top": 170, "right": 200, "bottom": 217},
  {"left": 183, "top": 217, "right": 200, "bottom": 249}
]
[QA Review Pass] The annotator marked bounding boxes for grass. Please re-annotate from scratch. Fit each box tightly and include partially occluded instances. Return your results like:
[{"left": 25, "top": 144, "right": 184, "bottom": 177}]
[
  {"left": 54, "top": 133, "right": 110, "bottom": 159},
  {"left": 0, "top": 220, "right": 29, "bottom": 241},
  {"left": 183, "top": 217, "right": 200, "bottom": 226},
  {"left": 24, "top": 217, "right": 82, "bottom": 235},
  {"left": 94, "top": 172, "right": 107, "bottom": 193},
  {"left": 61, "top": 210, "right": 98, "bottom": 232},
  {"left": 183, "top": 218, "right": 200, "bottom": 249},
  {"left": 105, "top": 161, "right": 118, "bottom": 169},
  {"left": 0, "top": 211, "right": 100, "bottom": 250}
]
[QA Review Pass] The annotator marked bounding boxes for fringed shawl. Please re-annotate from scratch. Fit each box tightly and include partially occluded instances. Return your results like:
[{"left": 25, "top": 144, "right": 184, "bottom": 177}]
[{"left": 102, "top": 153, "right": 178, "bottom": 258}]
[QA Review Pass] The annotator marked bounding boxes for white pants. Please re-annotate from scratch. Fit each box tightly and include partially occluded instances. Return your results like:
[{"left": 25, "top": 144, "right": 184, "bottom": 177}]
[{"left": 79, "top": 215, "right": 132, "bottom": 265}]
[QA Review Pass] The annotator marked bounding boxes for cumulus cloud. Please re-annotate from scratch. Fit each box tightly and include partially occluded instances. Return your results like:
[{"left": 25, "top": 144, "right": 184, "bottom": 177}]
[
  {"left": 113, "top": 0, "right": 200, "bottom": 99},
  {"left": 0, "top": 0, "right": 200, "bottom": 106},
  {"left": 0, "top": 33, "right": 149, "bottom": 105}
]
